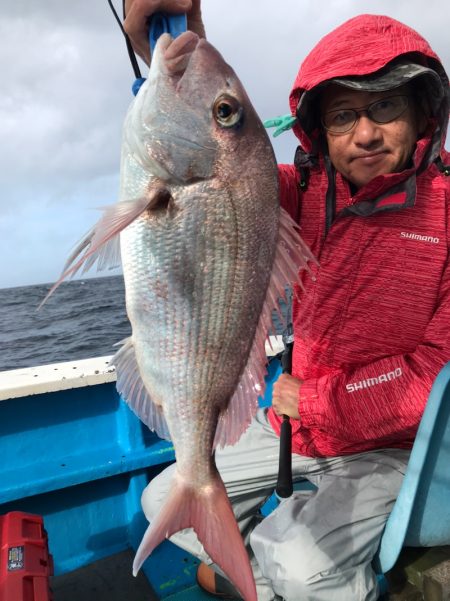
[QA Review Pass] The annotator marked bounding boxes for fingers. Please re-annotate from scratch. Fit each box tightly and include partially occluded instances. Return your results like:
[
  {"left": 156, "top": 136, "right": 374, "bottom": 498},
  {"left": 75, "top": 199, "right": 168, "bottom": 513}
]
[
  {"left": 124, "top": 0, "right": 193, "bottom": 65},
  {"left": 271, "top": 374, "right": 302, "bottom": 419},
  {"left": 187, "top": 0, "right": 206, "bottom": 39}
]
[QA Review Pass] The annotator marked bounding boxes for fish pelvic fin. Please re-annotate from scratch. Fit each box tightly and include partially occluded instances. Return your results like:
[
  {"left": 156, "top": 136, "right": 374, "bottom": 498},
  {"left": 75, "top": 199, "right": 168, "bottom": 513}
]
[
  {"left": 133, "top": 472, "right": 257, "bottom": 601},
  {"left": 213, "top": 207, "right": 317, "bottom": 449},
  {"left": 38, "top": 197, "right": 151, "bottom": 308},
  {"left": 112, "top": 337, "right": 171, "bottom": 441}
]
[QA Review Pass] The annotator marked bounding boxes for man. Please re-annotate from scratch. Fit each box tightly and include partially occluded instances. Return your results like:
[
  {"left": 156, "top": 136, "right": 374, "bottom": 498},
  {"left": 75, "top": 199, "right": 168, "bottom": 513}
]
[{"left": 124, "top": 4, "right": 450, "bottom": 600}]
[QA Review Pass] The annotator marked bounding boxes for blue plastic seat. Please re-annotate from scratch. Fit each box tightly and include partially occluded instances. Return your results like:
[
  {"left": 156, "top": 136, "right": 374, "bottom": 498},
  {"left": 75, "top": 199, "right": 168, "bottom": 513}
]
[{"left": 373, "top": 361, "right": 450, "bottom": 587}]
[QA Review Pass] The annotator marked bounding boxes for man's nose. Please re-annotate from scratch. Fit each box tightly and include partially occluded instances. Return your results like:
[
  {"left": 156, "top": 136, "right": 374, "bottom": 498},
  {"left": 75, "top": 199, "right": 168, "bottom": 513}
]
[{"left": 352, "top": 114, "right": 383, "bottom": 145}]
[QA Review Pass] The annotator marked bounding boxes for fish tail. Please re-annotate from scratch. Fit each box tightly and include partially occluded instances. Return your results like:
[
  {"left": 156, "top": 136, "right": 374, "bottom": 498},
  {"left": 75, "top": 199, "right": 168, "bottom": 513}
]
[{"left": 133, "top": 473, "right": 257, "bottom": 601}]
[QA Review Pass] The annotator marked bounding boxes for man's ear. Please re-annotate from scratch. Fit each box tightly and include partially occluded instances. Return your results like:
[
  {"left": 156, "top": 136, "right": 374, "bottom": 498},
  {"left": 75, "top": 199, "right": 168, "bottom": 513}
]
[
  {"left": 412, "top": 89, "right": 431, "bottom": 137},
  {"left": 417, "top": 110, "right": 429, "bottom": 137}
]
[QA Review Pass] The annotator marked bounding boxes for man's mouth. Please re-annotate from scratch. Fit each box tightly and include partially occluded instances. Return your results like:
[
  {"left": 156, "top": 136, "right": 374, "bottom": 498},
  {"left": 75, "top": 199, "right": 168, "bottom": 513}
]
[{"left": 351, "top": 151, "right": 388, "bottom": 165}]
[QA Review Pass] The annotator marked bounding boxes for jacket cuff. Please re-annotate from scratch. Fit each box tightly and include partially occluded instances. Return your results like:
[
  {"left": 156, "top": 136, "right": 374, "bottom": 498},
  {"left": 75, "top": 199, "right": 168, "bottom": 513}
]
[{"left": 298, "top": 379, "right": 323, "bottom": 427}]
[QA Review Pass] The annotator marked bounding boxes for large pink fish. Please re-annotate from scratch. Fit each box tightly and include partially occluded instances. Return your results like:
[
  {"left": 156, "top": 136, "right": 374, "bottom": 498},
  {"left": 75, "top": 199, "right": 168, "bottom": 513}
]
[{"left": 45, "top": 31, "right": 314, "bottom": 600}]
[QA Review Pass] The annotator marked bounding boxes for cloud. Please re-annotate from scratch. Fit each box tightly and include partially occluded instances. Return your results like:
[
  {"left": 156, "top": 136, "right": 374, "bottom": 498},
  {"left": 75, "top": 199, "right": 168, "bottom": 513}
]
[
  {"left": 1, "top": 0, "right": 448, "bottom": 287},
  {"left": 0, "top": 13, "right": 129, "bottom": 206}
]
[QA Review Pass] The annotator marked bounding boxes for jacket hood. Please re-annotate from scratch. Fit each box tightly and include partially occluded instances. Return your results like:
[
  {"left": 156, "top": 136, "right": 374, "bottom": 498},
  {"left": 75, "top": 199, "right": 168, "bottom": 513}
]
[{"left": 290, "top": 14, "right": 450, "bottom": 155}]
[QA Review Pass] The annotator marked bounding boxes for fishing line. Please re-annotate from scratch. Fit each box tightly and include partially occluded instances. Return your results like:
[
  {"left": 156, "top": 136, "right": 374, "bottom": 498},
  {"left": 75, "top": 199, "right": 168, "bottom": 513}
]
[{"left": 106, "top": 0, "right": 142, "bottom": 80}]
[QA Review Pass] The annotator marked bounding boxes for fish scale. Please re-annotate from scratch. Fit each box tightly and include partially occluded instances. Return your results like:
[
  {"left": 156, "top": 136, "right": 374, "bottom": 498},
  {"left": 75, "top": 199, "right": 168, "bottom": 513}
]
[{"left": 124, "top": 194, "right": 243, "bottom": 406}]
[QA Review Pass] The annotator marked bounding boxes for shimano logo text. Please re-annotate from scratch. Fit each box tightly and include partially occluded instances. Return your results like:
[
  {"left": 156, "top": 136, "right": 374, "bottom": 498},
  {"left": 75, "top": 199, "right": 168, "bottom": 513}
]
[
  {"left": 346, "top": 367, "right": 403, "bottom": 393},
  {"left": 400, "top": 231, "right": 439, "bottom": 244}
]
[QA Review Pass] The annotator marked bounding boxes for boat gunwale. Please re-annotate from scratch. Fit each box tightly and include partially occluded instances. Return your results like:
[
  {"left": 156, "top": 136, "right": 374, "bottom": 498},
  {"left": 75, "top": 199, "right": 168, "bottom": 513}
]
[{"left": 0, "top": 336, "right": 284, "bottom": 401}]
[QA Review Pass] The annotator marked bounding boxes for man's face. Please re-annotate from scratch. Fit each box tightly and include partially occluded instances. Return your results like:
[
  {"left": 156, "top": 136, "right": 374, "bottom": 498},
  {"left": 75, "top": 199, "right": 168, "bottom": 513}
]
[{"left": 320, "top": 85, "right": 424, "bottom": 189}]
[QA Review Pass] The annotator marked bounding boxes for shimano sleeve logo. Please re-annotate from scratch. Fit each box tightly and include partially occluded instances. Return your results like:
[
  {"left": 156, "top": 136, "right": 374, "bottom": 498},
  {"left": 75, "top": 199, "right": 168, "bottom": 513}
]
[
  {"left": 346, "top": 367, "right": 403, "bottom": 393},
  {"left": 400, "top": 231, "right": 440, "bottom": 244}
]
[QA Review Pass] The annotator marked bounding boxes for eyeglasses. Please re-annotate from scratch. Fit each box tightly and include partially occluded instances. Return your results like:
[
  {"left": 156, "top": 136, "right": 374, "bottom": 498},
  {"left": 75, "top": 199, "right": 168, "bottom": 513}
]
[{"left": 321, "top": 95, "right": 410, "bottom": 134}]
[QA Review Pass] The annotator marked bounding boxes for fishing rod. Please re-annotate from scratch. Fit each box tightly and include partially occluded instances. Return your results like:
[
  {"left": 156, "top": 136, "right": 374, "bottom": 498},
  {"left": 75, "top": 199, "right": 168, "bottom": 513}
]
[{"left": 275, "top": 310, "right": 294, "bottom": 499}]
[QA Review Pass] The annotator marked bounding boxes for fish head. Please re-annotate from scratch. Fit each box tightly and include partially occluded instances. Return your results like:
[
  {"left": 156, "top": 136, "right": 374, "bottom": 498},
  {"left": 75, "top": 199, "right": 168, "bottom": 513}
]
[{"left": 123, "top": 31, "right": 273, "bottom": 187}]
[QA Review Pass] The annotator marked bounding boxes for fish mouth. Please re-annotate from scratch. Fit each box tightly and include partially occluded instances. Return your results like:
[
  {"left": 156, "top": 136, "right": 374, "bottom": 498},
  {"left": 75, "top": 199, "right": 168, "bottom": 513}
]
[
  {"left": 153, "top": 132, "right": 215, "bottom": 152},
  {"left": 155, "top": 31, "right": 230, "bottom": 84}
]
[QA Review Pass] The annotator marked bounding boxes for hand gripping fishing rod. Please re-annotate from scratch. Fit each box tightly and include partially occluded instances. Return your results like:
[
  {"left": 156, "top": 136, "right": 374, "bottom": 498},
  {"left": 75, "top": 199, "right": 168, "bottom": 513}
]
[
  {"left": 275, "top": 321, "right": 294, "bottom": 499},
  {"left": 107, "top": 0, "right": 186, "bottom": 95}
]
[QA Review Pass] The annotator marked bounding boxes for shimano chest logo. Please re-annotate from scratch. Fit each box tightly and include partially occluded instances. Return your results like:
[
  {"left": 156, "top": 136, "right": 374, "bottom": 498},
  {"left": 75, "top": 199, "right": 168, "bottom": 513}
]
[
  {"left": 346, "top": 367, "right": 403, "bottom": 393},
  {"left": 401, "top": 231, "right": 440, "bottom": 244}
]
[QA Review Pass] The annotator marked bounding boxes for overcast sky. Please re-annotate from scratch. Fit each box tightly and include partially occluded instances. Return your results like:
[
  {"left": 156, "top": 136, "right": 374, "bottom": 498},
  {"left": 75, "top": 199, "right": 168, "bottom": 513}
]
[{"left": 1, "top": 0, "right": 448, "bottom": 288}]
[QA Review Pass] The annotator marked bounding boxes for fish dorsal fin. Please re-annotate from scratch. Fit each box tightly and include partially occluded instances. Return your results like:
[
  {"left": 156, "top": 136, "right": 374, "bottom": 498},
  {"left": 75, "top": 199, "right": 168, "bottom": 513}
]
[
  {"left": 112, "top": 337, "right": 171, "bottom": 441},
  {"left": 213, "top": 207, "right": 316, "bottom": 449}
]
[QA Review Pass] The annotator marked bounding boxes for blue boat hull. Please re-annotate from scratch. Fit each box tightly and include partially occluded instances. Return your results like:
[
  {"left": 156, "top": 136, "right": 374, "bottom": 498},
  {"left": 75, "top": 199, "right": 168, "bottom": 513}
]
[{"left": 0, "top": 354, "right": 282, "bottom": 597}]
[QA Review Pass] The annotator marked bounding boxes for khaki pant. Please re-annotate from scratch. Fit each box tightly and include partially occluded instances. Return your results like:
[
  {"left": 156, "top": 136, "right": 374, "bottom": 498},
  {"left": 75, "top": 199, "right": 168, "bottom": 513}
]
[{"left": 141, "top": 408, "right": 409, "bottom": 600}]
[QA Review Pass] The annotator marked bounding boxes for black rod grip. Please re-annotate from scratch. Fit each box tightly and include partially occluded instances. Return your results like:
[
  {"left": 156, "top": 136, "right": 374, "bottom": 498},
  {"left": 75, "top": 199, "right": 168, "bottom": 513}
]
[
  {"left": 275, "top": 338, "right": 294, "bottom": 499},
  {"left": 275, "top": 414, "right": 293, "bottom": 498}
]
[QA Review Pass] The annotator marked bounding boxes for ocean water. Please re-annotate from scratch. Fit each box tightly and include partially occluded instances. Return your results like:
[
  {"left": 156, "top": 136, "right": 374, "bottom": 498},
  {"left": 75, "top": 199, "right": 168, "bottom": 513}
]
[
  {"left": 0, "top": 275, "right": 287, "bottom": 373},
  {"left": 0, "top": 275, "right": 131, "bottom": 372}
]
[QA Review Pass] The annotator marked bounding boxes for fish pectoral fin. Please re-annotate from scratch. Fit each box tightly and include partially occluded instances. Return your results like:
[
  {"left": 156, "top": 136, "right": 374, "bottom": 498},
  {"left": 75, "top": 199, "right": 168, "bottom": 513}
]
[
  {"left": 270, "top": 206, "right": 317, "bottom": 301},
  {"left": 112, "top": 337, "right": 171, "bottom": 441},
  {"left": 134, "top": 472, "right": 257, "bottom": 601},
  {"left": 39, "top": 197, "right": 151, "bottom": 307}
]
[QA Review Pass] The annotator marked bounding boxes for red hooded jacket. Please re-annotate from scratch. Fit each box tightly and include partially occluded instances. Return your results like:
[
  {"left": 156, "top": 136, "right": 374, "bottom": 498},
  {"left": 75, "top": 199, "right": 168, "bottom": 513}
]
[{"left": 267, "top": 14, "right": 450, "bottom": 457}]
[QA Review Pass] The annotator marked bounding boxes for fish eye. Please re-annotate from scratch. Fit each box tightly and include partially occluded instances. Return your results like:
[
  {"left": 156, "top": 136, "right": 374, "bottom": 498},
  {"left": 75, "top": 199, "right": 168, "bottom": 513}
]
[{"left": 213, "top": 95, "right": 243, "bottom": 128}]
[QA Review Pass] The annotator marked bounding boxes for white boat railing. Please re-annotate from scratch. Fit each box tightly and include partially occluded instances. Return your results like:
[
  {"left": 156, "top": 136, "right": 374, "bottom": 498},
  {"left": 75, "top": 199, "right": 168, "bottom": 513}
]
[{"left": 0, "top": 335, "right": 284, "bottom": 402}]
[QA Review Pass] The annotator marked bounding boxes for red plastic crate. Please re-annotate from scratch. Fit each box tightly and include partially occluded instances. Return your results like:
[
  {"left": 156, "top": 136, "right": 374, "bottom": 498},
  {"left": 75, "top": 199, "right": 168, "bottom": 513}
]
[{"left": 0, "top": 512, "right": 53, "bottom": 601}]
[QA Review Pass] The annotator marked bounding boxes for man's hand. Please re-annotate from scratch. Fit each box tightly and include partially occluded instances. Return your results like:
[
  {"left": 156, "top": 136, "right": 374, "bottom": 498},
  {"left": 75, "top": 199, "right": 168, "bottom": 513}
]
[
  {"left": 124, "top": 0, "right": 206, "bottom": 65},
  {"left": 272, "top": 373, "right": 302, "bottom": 419}
]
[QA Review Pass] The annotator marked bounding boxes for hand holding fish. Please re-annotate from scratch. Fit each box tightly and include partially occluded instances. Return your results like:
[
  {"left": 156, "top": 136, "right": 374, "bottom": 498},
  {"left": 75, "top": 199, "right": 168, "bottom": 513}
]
[
  {"left": 124, "top": 0, "right": 205, "bottom": 64},
  {"left": 272, "top": 373, "right": 302, "bottom": 419}
]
